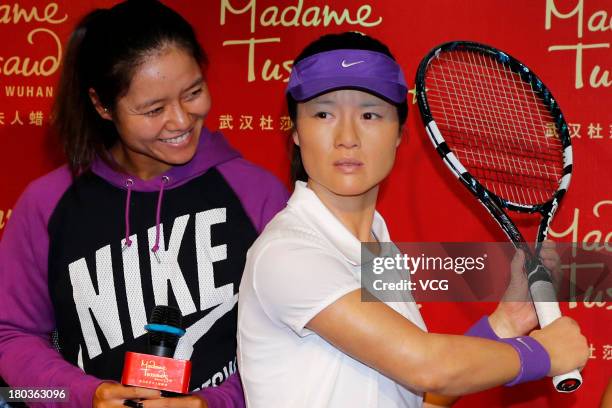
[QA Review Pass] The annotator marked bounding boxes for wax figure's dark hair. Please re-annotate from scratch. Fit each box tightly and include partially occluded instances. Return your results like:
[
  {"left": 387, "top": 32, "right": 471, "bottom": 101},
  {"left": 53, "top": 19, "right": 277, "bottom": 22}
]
[
  {"left": 287, "top": 32, "right": 408, "bottom": 183},
  {"left": 52, "top": 0, "right": 206, "bottom": 176}
]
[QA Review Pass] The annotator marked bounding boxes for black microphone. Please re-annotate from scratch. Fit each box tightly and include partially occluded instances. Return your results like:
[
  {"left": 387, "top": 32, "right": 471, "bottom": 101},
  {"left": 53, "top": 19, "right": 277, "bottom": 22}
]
[
  {"left": 121, "top": 305, "right": 192, "bottom": 395},
  {"left": 147, "top": 305, "right": 183, "bottom": 357}
]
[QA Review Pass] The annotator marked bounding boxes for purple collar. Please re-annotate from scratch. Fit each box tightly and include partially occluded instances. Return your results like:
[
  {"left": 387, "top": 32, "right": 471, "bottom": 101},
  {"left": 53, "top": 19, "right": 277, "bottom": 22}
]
[{"left": 91, "top": 127, "right": 240, "bottom": 192}]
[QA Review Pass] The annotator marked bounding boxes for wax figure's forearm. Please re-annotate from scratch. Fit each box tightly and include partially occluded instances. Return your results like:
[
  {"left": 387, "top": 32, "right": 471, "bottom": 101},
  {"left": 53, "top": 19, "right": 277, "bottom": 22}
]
[
  {"left": 421, "top": 315, "right": 503, "bottom": 407},
  {"left": 420, "top": 333, "right": 520, "bottom": 395},
  {"left": 420, "top": 314, "right": 506, "bottom": 407},
  {"left": 307, "top": 290, "right": 520, "bottom": 395}
]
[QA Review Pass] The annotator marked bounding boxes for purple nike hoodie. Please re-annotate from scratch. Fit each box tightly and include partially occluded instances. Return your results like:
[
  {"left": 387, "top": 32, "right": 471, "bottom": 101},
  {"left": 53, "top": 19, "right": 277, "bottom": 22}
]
[{"left": 0, "top": 128, "right": 288, "bottom": 407}]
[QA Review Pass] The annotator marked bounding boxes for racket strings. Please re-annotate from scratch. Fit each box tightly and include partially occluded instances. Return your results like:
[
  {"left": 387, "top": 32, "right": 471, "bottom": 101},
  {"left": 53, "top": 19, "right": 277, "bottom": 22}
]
[
  {"left": 440, "top": 52, "right": 560, "bottom": 150},
  {"left": 425, "top": 62, "right": 557, "bottom": 121},
  {"left": 429, "top": 112, "right": 561, "bottom": 159},
  {"left": 425, "top": 49, "right": 564, "bottom": 205},
  {"left": 446, "top": 137, "right": 561, "bottom": 177}
]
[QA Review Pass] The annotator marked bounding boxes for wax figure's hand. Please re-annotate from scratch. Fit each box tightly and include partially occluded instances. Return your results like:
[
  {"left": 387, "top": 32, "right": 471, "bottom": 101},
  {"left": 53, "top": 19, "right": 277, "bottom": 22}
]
[
  {"left": 141, "top": 395, "right": 208, "bottom": 408},
  {"left": 489, "top": 241, "right": 562, "bottom": 338},
  {"left": 529, "top": 316, "right": 588, "bottom": 377},
  {"left": 93, "top": 383, "right": 161, "bottom": 407}
]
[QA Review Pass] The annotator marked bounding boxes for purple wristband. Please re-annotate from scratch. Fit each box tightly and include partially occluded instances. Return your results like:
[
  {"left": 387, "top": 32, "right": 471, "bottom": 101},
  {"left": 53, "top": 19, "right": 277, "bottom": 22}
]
[
  {"left": 500, "top": 336, "right": 551, "bottom": 386},
  {"left": 465, "top": 316, "right": 500, "bottom": 340}
]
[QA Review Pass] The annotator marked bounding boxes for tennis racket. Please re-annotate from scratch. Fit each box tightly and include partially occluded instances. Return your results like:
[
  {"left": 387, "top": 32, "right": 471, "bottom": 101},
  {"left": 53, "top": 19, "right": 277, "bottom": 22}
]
[{"left": 415, "top": 41, "right": 581, "bottom": 392}]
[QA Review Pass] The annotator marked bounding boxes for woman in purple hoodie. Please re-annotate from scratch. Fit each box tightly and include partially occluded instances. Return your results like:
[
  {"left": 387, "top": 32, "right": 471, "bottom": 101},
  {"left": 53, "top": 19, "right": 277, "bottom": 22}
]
[{"left": 0, "top": 1, "right": 287, "bottom": 407}]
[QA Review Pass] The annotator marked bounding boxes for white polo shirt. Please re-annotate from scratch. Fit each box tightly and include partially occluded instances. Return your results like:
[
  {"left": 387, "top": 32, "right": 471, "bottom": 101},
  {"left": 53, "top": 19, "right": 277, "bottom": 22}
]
[{"left": 238, "top": 181, "right": 427, "bottom": 407}]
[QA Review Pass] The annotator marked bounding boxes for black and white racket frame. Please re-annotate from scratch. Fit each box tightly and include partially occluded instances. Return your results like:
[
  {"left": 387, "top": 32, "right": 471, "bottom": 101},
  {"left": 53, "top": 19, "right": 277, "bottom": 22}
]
[{"left": 415, "top": 41, "right": 580, "bottom": 393}]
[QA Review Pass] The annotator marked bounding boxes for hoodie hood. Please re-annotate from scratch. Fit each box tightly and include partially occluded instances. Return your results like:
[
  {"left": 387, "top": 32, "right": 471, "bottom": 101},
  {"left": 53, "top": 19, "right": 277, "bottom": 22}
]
[
  {"left": 90, "top": 128, "right": 242, "bottom": 256},
  {"left": 91, "top": 128, "right": 241, "bottom": 192}
]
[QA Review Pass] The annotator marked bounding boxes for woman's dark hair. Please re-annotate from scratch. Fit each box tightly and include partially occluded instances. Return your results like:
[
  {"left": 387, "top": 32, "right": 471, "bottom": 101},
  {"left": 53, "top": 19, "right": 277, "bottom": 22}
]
[
  {"left": 287, "top": 32, "right": 409, "bottom": 183},
  {"left": 52, "top": 0, "right": 206, "bottom": 176}
]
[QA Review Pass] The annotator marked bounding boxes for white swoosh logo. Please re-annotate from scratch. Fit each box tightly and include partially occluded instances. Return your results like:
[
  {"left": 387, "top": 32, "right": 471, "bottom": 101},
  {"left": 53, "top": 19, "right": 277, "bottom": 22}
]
[
  {"left": 341, "top": 60, "right": 364, "bottom": 68},
  {"left": 173, "top": 294, "right": 238, "bottom": 360},
  {"left": 516, "top": 337, "right": 533, "bottom": 352}
]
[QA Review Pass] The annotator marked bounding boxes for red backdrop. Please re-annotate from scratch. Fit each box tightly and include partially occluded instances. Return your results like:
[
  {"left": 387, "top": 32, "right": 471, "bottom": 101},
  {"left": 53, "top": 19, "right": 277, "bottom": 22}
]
[{"left": 1, "top": 1, "right": 610, "bottom": 406}]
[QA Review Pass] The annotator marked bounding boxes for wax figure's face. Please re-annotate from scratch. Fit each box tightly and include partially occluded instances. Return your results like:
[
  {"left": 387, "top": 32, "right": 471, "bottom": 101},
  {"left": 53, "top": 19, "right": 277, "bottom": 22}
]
[
  {"left": 294, "top": 89, "right": 401, "bottom": 198},
  {"left": 108, "top": 45, "right": 210, "bottom": 179}
]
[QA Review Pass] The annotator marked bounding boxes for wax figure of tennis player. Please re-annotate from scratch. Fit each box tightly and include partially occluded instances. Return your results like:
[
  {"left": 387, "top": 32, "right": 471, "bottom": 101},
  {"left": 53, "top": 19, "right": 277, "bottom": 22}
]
[{"left": 237, "top": 33, "right": 588, "bottom": 407}]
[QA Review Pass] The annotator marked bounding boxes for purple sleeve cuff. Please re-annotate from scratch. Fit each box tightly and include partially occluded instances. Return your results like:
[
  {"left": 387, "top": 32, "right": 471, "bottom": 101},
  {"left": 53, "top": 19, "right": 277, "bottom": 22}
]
[
  {"left": 464, "top": 316, "right": 500, "bottom": 340},
  {"left": 0, "top": 334, "right": 104, "bottom": 408},
  {"left": 62, "top": 377, "right": 104, "bottom": 408},
  {"left": 500, "top": 336, "right": 551, "bottom": 386},
  {"left": 18, "top": 371, "right": 103, "bottom": 408},
  {"left": 195, "top": 372, "right": 245, "bottom": 408}
]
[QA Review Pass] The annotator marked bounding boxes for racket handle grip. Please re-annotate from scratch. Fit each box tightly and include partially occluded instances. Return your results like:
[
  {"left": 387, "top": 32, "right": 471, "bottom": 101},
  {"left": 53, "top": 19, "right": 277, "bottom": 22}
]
[{"left": 531, "top": 278, "right": 583, "bottom": 393}]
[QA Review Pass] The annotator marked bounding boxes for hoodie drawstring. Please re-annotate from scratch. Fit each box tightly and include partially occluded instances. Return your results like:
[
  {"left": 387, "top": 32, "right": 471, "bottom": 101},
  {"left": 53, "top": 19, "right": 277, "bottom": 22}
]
[
  {"left": 151, "top": 175, "right": 169, "bottom": 263},
  {"left": 122, "top": 179, "right": 134, "bottom": 251}
]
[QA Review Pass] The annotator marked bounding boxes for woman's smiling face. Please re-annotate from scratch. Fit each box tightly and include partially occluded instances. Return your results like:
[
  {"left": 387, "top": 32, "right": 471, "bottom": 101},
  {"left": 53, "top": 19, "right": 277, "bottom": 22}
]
[{"left": 107, "top": 45, "right": 211, "bottom": 179}]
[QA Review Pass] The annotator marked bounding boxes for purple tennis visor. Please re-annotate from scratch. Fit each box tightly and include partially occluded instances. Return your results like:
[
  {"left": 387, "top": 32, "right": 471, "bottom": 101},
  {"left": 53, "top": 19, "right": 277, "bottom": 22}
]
[{"left": 286, "top": 49, "right": 408, "bottom": 103}]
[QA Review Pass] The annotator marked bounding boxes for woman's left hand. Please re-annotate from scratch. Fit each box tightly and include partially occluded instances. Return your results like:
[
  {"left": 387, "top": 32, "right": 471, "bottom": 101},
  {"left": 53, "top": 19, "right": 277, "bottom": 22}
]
[
  {"left": 141, "top": 395, "right": 208, "bottom": 408},
  {"left": 489, "top": 241, "right": 562, "bottom": 338}
]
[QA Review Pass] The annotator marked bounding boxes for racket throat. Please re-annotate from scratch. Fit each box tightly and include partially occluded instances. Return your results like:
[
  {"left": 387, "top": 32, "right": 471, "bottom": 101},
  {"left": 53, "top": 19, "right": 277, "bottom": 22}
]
[{"left": 526, "top": 261, "right": 554, "bottom": 291}]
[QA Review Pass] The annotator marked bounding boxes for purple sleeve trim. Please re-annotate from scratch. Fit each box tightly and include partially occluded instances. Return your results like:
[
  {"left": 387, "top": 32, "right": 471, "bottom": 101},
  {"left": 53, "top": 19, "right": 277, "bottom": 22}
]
[
  {"left": 0, "top": 166, "right": 104, "bottom": 406},
  {"left": 195, "top": 372, "right": 245, "bottom": 408},
  {"left": 0, "top": 333, "right": 103, "bottom": 407},
  {"left": 217, "top": 158, "right": 289, "bottom": 234}
]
